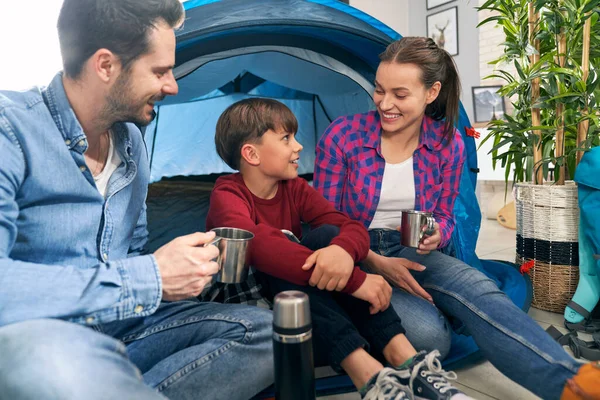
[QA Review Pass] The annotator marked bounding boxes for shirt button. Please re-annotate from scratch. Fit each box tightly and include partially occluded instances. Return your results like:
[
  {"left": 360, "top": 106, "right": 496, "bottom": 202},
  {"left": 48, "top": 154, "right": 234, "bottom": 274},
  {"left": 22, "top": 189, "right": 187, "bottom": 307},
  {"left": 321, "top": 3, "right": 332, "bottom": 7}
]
[
  {"left": 65, "top": 139, "right": 71, "bottom": 145},
  {"left": 78, "top": 140, "right": 85, "bottom": 147},
  {"left": 79, "top": 166, "right": 86, "bottom": 172},
  {"left": 85, "top": 316, "right": 95, "bottom": 324},
  {"left": 103, "top": 253, "right": 108, "bottom": 260},
  {"left": 134, "top": 305, "right": 144, "bottom": 314}
]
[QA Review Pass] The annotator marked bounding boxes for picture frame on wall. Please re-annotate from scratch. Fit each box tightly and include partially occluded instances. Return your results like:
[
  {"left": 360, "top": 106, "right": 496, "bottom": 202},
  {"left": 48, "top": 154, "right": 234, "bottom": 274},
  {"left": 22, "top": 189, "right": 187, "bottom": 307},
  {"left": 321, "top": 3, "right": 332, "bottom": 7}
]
[
  {"left": 472, "top": 85, "right": 506, "bottom": 123},
  {"left": 426, "top": 6, "right": 458, "bottom": 56},
  {"left": 427, "top": 0, "right": 455, "bottom": 10}
]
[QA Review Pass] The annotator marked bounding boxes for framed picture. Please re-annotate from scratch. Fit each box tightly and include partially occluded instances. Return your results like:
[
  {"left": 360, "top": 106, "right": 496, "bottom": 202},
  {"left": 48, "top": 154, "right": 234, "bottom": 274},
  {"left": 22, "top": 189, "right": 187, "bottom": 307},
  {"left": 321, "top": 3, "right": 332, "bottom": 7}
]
[
  {"left": 426, "top": 7, "right": 458, "bottom": 56},
  {"left": 427, "top": 0, "right": 454, "bottom": 10},
  {"left": 472, "top": 85, "right": 506, "bottom": 123}
]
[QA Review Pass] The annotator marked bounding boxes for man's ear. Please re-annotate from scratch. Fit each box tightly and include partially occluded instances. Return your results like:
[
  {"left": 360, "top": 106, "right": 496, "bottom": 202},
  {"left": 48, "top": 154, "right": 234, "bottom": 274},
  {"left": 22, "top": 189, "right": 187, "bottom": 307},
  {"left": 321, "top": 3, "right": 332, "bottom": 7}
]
[
  {"left": 90, "top": 48, "right": 120, "bottom": 83},
  {"left": 241, "top": 143, "right": 260, "bottom": 166}
]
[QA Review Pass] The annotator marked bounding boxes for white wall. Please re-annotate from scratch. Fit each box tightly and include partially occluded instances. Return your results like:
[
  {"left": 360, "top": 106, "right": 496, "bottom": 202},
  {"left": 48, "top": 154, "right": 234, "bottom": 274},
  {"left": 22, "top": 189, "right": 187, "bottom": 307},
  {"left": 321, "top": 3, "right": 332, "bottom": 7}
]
[
  {"left": 350, "top": 0, "right": 409, "bottom": 35},
  {"left": 0, "top": 1, "right": 64, "bottom": 90},
  {"left": 476, "top": 128, "right": 515, "bottom": 181}
]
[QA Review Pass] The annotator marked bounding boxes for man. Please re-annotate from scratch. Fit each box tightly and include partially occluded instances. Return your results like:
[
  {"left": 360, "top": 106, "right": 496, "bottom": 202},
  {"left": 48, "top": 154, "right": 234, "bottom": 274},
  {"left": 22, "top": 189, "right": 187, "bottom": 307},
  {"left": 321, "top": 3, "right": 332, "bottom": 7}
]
[{"left": 0, "top": 1, "right": 273, "bottom": 399}]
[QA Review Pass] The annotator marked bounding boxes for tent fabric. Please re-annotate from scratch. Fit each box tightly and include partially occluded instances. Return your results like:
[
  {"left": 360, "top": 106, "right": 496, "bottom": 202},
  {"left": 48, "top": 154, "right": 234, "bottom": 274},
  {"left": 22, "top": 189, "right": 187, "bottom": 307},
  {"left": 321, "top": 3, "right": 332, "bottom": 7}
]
[
  {"left": 145, "top": 0, "right": 532, "bottom": 383},
  {"left": 145, "top": 47, "right": 374, "bottom": 181},
  {"left": 148, "top": 94, "right": 323, "bottom": 181},
  {"left": 167, "top": 47, "right": 374, "bottom": 103},
  {"left": 178, "top": 0, "right": 394, "bottom": 66}
]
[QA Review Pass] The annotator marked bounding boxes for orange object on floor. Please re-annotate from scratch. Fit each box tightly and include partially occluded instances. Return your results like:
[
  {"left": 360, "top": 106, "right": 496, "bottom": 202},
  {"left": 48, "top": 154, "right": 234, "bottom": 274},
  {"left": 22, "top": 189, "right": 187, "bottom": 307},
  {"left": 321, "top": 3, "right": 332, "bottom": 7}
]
[
  {"left": 561, "top": 362, "right": 600, "bottom": 400},
  {"left": 496, "top": 201, "right": 516, "bottom": 230}
]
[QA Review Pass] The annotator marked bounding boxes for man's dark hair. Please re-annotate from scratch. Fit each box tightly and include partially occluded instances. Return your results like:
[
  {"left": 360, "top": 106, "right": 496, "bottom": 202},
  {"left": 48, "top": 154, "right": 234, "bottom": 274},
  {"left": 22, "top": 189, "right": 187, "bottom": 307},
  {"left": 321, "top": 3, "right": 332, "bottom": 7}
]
[
  {"left": 215, "top": 98, "right": 298, "bottom": 171},
  {"left": 57, "top": 0, "right": 184, "bottom": 79}
]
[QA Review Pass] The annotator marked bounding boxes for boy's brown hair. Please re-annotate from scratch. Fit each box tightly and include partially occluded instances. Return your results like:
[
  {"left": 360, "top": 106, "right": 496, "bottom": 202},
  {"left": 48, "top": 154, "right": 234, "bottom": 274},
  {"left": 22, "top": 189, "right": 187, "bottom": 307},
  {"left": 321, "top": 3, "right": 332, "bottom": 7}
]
[{"left": 215, "top": 98, "right": 299, "bottom": 170}]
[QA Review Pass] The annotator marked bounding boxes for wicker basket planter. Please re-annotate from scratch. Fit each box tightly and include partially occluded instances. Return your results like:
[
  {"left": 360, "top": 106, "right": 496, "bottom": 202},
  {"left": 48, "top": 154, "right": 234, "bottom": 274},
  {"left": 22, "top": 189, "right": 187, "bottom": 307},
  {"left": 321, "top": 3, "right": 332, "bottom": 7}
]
[{"left": 515, "top": 181, "right": 580, "bottom": 312}]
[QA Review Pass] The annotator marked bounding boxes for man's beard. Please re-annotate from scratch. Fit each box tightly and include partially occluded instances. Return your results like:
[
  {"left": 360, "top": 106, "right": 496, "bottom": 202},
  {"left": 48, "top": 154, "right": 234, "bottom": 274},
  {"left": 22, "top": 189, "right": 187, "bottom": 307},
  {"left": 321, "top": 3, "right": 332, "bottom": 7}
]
[{"left": 101, "top": 72, "right": 165, "bottom": 127}]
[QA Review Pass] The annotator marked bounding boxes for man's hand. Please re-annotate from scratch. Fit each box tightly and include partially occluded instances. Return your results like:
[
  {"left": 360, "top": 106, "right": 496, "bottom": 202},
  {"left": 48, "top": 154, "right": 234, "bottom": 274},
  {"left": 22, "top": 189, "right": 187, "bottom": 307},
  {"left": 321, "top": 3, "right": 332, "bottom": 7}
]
[
  {"left": 301, "top": 244, "right": 354, "bottom": 291},
  {"left": 366, "top": 250, "right": 433, "bottom": 303},
  {"left": 351, "top": 274, "right": 392, "bottom": 314},
  {"left": 154, "top": 231, "right": 220, "bottom": 301},
  {"left": 416, "top": 222, "right": 441, "bottom": 255}
]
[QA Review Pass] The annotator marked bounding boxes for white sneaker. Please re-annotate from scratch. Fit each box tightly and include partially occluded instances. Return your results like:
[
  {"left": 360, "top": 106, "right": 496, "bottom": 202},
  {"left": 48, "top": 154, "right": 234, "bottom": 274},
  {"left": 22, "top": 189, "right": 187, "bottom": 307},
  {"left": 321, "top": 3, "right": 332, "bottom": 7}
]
[
  {"left": 394, "top": 350, "right": 476, "bottom": 400},
  {"left": 362, "top": 367, "right": 414, "bottom": 400}
]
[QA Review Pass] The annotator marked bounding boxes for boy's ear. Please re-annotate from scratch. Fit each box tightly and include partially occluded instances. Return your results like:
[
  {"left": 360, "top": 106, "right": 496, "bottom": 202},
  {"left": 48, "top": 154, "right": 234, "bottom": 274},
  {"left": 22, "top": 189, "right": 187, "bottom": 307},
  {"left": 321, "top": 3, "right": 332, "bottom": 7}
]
[{"left": 241, "top": 143, "right": 260, "bottom": 166}]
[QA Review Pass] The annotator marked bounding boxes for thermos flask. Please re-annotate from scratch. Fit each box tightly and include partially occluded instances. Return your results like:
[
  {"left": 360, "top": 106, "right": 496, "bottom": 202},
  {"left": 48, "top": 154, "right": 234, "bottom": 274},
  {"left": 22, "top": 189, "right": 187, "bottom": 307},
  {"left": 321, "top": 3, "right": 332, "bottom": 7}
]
[{"left": 272, "top": 290, "right": 316, "bottom": 400}]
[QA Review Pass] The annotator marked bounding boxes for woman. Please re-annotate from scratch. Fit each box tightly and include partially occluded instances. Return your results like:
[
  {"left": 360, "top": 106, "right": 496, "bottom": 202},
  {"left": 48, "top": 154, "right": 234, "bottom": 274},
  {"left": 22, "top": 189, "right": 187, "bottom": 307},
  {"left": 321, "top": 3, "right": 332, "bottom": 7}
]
[{"left": 313, "top": 37, "right": 597, "bottom": 400}]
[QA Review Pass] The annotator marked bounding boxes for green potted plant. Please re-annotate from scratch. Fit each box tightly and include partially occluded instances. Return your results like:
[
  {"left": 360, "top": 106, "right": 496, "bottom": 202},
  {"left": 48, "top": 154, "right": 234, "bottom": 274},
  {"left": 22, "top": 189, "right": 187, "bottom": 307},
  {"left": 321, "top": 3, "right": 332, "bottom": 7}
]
[{"left": 477, "top": 0, "right": 600, "bottom": 312}]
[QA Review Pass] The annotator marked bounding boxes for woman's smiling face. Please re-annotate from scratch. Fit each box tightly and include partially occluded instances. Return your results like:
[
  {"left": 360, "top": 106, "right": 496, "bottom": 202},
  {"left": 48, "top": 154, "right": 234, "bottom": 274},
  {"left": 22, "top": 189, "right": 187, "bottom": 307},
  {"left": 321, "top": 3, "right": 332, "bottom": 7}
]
[{"left": 373, "top": 62, "right": 440, "bottom": 136}]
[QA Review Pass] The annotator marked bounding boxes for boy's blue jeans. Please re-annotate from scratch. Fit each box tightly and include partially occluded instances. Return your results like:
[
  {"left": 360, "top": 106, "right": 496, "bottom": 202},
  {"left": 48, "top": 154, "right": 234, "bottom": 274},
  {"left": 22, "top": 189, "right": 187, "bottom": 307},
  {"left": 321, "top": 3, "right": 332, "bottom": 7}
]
[
  {"left": 369, "top": 229, "right": 581, "bottom": 400},
  {"left": 0, "top": 301, "right": 274, "bottom": 400}
]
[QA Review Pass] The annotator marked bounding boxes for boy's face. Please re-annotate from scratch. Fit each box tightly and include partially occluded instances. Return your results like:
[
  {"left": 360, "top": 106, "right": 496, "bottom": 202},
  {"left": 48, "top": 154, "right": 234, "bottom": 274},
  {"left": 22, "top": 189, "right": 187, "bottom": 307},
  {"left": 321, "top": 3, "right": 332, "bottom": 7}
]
[{"left": 254, "top": 128, "right": 303, "bottom": 181}]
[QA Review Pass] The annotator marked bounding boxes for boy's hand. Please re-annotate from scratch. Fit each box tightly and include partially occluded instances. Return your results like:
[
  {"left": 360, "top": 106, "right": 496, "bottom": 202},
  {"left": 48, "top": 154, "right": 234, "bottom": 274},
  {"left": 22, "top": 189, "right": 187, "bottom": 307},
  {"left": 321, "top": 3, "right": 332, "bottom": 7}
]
[
  {"left": 301, "top": 244, "right": 354, "bottom": 291},
  {"left": 351, "top": 274, "right": 392, "bottom": 314}
]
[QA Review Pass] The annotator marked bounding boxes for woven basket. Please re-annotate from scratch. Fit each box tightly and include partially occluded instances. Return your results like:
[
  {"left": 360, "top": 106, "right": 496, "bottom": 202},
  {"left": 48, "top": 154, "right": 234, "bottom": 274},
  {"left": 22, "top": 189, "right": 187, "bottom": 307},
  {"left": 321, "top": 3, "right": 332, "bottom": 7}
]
[{"left": 515, "top": 181, "right": 580, "bottom": 312}]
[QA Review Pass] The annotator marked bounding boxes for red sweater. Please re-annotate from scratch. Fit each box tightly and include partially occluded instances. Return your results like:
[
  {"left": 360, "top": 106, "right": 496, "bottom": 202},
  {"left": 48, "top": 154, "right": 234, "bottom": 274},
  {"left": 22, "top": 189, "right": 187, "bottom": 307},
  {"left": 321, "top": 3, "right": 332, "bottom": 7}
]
[{"left": 206, "top": 174, "right": 369, "bottom": 294}]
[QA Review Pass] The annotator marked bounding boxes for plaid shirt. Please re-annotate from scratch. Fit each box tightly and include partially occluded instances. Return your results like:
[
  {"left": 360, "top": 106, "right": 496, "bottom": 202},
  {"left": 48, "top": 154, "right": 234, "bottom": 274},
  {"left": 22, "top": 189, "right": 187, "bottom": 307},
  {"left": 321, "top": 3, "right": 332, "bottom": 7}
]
[
  {"left": 198, "top": 266, "right": 271, "bottom": 308},
  {"left": 314, "top": 111, "right": 465, "bottom": 248}
]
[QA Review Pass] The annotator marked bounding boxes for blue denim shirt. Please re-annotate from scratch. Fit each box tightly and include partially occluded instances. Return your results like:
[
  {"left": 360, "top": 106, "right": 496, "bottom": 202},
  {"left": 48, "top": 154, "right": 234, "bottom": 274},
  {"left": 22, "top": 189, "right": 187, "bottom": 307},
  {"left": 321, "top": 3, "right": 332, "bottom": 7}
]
[{"left": 0, "top": 73, "right": 162, "bottom": 327}]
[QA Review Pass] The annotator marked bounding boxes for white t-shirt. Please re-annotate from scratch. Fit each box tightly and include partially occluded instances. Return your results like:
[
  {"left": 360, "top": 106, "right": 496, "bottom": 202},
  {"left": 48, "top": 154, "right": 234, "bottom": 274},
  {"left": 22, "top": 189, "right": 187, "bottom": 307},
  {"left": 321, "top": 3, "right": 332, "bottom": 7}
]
[
  {"left": 368, "top": 157, "right": 416, "bottom": 230},
  {"left": 93, "top": 132, "right": 121, "bottom": 197}
]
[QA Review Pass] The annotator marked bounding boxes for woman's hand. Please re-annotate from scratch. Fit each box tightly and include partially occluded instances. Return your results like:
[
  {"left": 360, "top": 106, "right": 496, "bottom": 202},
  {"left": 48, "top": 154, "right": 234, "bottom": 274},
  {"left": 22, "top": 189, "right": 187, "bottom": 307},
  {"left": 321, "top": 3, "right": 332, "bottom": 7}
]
[
  {"left": 417, "top": 222, "right": 441, "bottom": 255},
  {"left": 364, "top": 250, "right": 433, "bottom": 303}
]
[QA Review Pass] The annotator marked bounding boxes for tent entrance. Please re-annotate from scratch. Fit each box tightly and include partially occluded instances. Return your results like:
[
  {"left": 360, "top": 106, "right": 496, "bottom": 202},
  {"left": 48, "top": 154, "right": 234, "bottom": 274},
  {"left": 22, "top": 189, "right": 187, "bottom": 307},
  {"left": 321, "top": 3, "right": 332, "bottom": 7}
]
[{"left": 147, "top": 47, "right": 375, "bottom": 183}]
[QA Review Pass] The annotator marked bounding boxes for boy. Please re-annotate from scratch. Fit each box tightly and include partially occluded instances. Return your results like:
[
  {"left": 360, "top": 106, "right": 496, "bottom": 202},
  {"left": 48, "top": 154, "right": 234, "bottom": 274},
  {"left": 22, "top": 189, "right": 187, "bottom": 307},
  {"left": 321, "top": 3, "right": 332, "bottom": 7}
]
[{"left": 206, "top": 98, "right": 472, "bottom": 400}]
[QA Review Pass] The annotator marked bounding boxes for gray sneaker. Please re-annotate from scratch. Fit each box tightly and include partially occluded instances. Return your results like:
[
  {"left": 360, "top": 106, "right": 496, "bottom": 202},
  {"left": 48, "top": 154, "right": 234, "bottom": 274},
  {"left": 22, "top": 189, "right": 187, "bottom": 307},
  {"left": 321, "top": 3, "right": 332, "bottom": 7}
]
[
  {"left": 394, "top": 350, "right": 475, "bottom": 400},
  {"left": 361, "top": 367, "right": 414, "bottom": 400}
]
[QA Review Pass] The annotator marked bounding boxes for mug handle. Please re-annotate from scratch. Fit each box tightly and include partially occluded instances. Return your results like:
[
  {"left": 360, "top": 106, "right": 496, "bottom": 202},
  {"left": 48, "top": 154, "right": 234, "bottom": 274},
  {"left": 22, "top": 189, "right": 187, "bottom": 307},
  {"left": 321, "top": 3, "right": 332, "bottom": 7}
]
[
  {"left": 419, "top": 216, "right": 436, "bottom": 242},
  {"left": 203, "top": 236, "right": 222, "bottom": 247}
]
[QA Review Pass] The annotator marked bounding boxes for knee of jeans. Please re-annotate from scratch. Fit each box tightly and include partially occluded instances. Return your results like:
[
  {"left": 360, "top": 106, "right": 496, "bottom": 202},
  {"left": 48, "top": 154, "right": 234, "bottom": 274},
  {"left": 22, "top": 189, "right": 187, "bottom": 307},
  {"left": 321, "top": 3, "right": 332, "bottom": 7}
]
[
  {"left": 248, "top": 306, "right": 273, "bottom": 331},
  {"left": 236, "top": 306, "right": 273, "bottom": 344},
  {"left": 0, "top": 319, "right": 118, "bottom": 396},
  {"left": 406, "top": 317, "right": 452, "bottom": 360},
  {"left": 452, "top": 263, "right": 504, "bottom": 296}
]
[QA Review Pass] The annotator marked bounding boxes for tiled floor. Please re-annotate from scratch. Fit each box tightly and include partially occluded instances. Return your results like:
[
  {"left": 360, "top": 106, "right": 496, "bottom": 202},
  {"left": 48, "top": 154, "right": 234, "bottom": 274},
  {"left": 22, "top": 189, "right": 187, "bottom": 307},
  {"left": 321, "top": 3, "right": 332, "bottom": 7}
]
[{"left": 322, "top": 218, "right": 577, "bottom": 400}]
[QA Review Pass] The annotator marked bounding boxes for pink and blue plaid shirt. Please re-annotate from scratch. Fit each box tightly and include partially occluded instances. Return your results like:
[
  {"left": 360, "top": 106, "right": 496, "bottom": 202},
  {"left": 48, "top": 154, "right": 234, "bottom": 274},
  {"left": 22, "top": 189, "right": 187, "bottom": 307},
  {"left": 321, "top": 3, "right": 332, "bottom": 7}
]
[{"left": 314, "top": 111, "right": 465, "bottom": 248}]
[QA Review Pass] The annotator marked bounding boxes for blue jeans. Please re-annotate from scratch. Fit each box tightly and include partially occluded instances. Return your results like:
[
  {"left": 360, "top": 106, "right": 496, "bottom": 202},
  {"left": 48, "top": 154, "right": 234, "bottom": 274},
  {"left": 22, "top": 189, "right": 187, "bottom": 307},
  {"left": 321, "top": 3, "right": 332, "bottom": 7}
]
[
  {"left": 369, "top": 229, "right": 581, "bottom": 400},
  {"left": 0, "top": 301, "right": 274, "bottom": 400}
]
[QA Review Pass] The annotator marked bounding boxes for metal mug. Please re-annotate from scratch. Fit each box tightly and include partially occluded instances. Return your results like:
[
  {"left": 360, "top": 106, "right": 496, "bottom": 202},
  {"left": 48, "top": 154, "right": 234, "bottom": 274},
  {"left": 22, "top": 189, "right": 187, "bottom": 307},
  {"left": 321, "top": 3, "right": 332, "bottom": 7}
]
[
  {"left": 209, "top": 227, "right": 254, "bottom": 283},
  {"left": 399, "top": 210, "right": 436, "bottom": 248}
]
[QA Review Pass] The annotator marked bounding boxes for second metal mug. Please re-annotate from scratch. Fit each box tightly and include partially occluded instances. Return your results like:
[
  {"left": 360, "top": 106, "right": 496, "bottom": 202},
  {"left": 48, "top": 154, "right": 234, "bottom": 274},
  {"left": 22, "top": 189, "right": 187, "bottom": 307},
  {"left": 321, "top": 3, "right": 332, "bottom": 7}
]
[
  {"left": 399, "top": 210, "right": 436, "bottom": 248},
  {"left": 210, "top": 227, "right": 254, "bottom": 283}
]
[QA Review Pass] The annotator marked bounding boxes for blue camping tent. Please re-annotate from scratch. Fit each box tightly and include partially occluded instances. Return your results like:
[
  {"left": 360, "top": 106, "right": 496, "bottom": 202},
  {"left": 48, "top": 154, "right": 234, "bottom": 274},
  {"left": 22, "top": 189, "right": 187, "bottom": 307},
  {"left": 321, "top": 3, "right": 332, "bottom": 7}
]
[{"left": 144, "top": 0, "right": 532, "bottom": 395}]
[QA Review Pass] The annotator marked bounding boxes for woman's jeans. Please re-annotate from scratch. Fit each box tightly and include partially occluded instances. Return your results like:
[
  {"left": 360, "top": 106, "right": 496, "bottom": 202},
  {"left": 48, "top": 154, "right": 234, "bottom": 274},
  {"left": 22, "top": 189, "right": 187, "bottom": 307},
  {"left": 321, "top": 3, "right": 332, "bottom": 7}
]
[
  {"left": 0, "top": 301, "right": 274, "bottom": 400},
  {"left": 369, "top": 229, "right": 581, "bottom": 400},
  {"left": 258, "top": 225, "right": 406, "bottom": 371}
]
